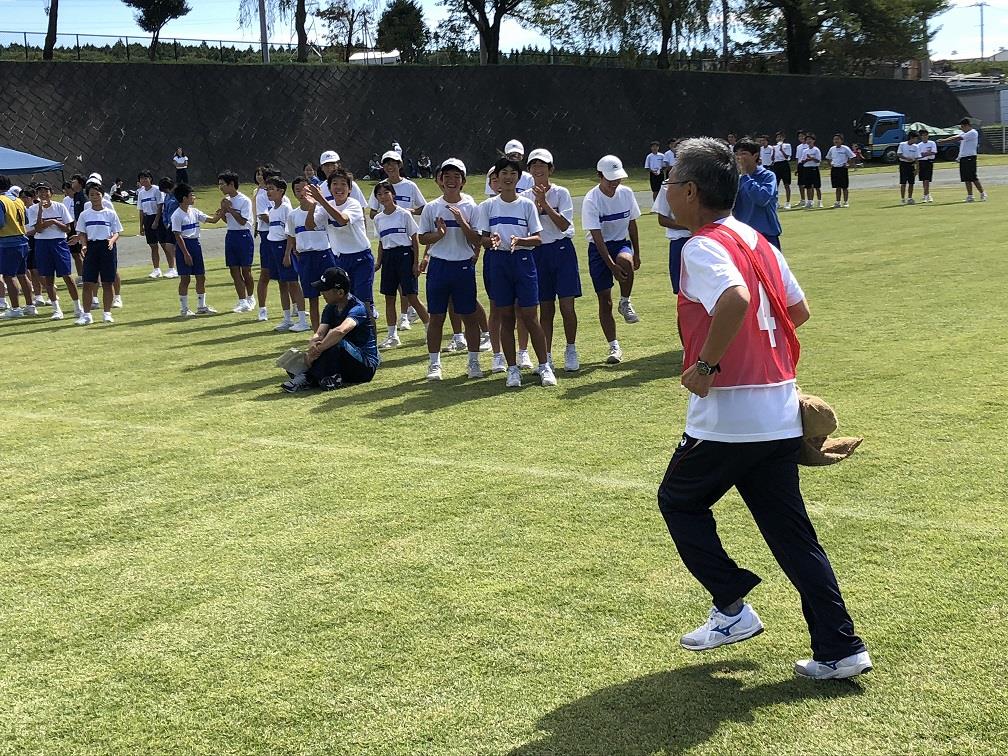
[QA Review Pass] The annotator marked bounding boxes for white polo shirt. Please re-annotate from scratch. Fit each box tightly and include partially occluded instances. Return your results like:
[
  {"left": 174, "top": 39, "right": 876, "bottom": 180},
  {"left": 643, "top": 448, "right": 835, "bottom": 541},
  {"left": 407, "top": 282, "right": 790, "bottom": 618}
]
[
  {"left": 286, "top": 206, "right": 331, "bottom": 252},
  {"left": 581, "top": 184, "right": 641, "bottom": 243},
  {"left": 324, "top": 198, "right": 369, "bottom": 254},
  {"left": 223, "top": 192, "right": 253, "bottom": 231},
  {"left": 651, "top": 189, "right": 691, "bottom": 241},
  {"left": 645, "top": 152, "right": 665, "bottom": 173},
  {"left": 520, "top": 184, "right": 574, "bottom": 243},
  {"left": 374, "top": 205, "right": 419, "bottom": 249},
  {"left": 477, "top": 195, "right": 542, "bottom": 251},
  {"left": 367, "top": 178, "right": 426, "bottom": 212},
  {"left": 77, "top": 206, "right": 123, "bottom": 241},
  {"left": 917, "top": 140, "right": 938, "bottom": 161},
  {"left": 825, "top": 145, "right": 855, "bottom": 167},
  {"left": 171, "top": 207, "right": 208, "bottom": 239},
  {"left": 255, "top": 187, "right": 271, "bottom": 229},
  {"left": 28, "top": 201, "right": 74, "bottom": 240},
  {"left": 897, "top": 142, "right": 919, "bottom": 161},
  {"left": 958, "top": 129, "right": 979, "bottom": 158},
  {"left": 266, "top": 202, "right": 290, "bottom": 242},
  {"left": 419, "top": 196, "right": 479, "bottom": 261},
  {"left": 772, "top": 142, "right": 792, "bottom": 162},
  {"left": 137, "top": 185, "right": 163, "bottom": 217}
]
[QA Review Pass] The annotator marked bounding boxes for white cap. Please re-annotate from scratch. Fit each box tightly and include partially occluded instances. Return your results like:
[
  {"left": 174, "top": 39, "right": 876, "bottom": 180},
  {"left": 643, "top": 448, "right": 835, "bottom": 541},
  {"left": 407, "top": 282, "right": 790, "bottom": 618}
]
[
  {"left": 319, "top": 150, "right": 340, "bottom": 165},
  {"left": 438, "top": 158, "right": 466, "bottom": 176},
  {"left": 597, "top": 155, "right": 628, "bottom": 181},
  {"left": 87, "top": 172, "right": 102, "bottom": 183},
  {"left": 504, "top": 139, "right": 524, "bottom": 156},
  {"left": 527, "top": 148, "right": 553, "bottom": 166},
  {"left": 381, "top": 150, "right": 402, "bottom": 164},
  {"left": 7, "top": 185, "right": 21, "bottom": 198}
]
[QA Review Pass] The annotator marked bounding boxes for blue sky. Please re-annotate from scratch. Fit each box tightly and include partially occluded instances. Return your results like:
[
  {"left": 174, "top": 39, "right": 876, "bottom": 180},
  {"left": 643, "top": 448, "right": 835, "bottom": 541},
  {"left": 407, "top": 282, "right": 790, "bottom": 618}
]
[{"left": 2, "top": 0, "right": 1006, "bottom": 60}]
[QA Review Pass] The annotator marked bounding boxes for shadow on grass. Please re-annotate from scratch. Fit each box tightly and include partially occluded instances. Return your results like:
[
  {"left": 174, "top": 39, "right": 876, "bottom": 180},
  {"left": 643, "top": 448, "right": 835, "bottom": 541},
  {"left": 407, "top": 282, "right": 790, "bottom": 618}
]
[
  {"left": 185, "top": 352, "right": 270, "bottom": 372},
  {"left": 200, "top": 375, "right": 281, "bottom": 397},
  {"left": 508, "top": 661, "right": 865, "bottom": 756}
]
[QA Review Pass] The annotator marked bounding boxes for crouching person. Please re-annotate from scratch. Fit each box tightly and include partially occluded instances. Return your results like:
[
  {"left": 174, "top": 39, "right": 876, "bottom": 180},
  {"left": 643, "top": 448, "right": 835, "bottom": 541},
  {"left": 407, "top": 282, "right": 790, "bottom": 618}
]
[{"left": 282, "top": 266, "right": 380, "bottom": 392}]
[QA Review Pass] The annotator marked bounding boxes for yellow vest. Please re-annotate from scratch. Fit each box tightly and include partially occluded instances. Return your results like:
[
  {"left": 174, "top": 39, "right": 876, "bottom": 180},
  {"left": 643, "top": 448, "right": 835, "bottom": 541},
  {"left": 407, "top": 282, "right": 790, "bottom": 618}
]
[{"left": 0, "top": 194, "right": 27, "bottom": 238}]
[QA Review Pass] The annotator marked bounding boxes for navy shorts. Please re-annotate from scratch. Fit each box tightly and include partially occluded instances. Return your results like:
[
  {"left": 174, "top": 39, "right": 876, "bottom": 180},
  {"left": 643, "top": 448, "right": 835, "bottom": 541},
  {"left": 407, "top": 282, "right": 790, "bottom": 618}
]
[
  {"left": 157, "top": 220, "right": 174, "bottom": 245},
  {"left": 142, "top": 214, "right": 159, "bottom": 245},
  {"left": 918, "top": 161, "right": 934, "bottom": 182},
  {"left": 36, "top": 238, "right": 73, "bottom": 278},
  {"left": 333, "top": 249, "right": 375, "bottom": 304},
  {"left": 772, "top": 161, "right": 792, "bottom": 186},
  {"left": 587, "top": 239, "right": 633, "bottom": 293},
  {"left": 899, "top": 162, "right": 916, "bottom": 185},
  {"left": 176, "top": 237, "right": 206, "bottom": 276},
  {"left": 264, "top": 238, "right": 298, "bottom": 282},
  {"left": 533, "top": 238, "right": 581, "bottom": 301},
  {"left": 27, "top": 237, "right": 36, "bottom": 270},
  {"left": 225, "top": 229, "right": 254, "bottom": 268},
  {"left": 668, "top": 237, "right": 688, "bottom": 294},
  {"left": 484, "top": 249, "right": 539, "bottom": 308},
  {"left": 426, "top": 256, "right": 476, "bottom": 316},
  {"left": 296, "top": 248, "right": 338, "bottom": 299},
  {"left": 82, "top": 239, "right": 117, "bottom": 283},
  {"left": 1, "top": 243, "right": 28, "bottom": 277},
  {"left": 258, "top": 231, "right": 270, "bottom": 267},
  {"left": 379, "top": 245, "right": 418, "bottom": 297}
]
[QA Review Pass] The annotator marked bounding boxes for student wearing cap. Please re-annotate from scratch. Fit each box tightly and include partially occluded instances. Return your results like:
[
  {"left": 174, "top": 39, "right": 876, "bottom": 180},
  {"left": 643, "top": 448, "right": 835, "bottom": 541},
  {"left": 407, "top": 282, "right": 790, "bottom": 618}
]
[
  {"left": 216, "top": 171, "right": 257, "bottom": 313},
  {"left": 522, "top": 148, "right": 581, "bottom": 372},
  {"left": 646, "top": 141, "right": 666, "bottom": 200},
  {"left": 281, "top": 266, "right": 379, "bottom": 392},
  {"left": 484, "top": 140, "right": 534, "bottom": 195},
  {"left": 824, "top": 133, "right": 855, "bottom": 208},
  {"left": 771, "top": 131, "right": 793, "bottom": 209},
  {"left": 581, "top": 155, "right": 642, "bottom": 364},
  {"left": 915, "top": 129, "right": 938, "bottom": 203},
  {"left": 732, "top": 138, "right": 782, "bottom": 250},
  {"left": 0, "top": 174, "right": 36, "bottom": 319},
  {"left": 28, "top": 181, "right": 81, "bottom": 320},
  {"left": 136, "top": 170, "right": 165, "bottom": 278},
  {"left": 82, "top": 175, "right": 124, "bottom": 309},
  {"left": 171, "top": 183, "right": 223, "bottom": 318},
  {"left": 75, "top": 183, "right": 123, "bottom": 325},
  {"left": 285, "top": 176, "right": 337, "bottom": 332},
  {"left": 897, "top": 132, "right": 919, "bottom": 205},
  {"left": 316, "top": 150, "right": 368, "bottom": 207},
  {"left": 652, "top": 176, "right": 691, "bottom": 295},
  {"left": 263, "top": 176, "right": 310, "bottom": 333},
  {"left": 417, "top": 158, "right": 484, "bottom": 381},
  {"left": 938, "top": 118, "right": 987, "bottom": 202}
]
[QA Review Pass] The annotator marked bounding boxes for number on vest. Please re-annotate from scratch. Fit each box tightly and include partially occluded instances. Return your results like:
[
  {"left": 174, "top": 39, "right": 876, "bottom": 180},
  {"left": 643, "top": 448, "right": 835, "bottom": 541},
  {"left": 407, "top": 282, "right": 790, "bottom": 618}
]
[{"left": 756, "top": 282, "right": 777, "bottom": 348}]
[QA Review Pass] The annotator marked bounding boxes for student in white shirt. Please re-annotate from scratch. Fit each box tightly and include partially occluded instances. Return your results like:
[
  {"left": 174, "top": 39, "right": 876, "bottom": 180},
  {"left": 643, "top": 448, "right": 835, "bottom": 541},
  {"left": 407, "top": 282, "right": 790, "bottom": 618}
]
[
  {"left": 286, "top": 177, "right": 337, "bottom": 332},
  {"left": 824, "top": 133, "right": 856, "bottom": 207},
  {"left": 171, "top": 182, "right": 223, "bottom": 317},
  {"left": 253, "top": 164, "right": 279, "bottom": 320},
  {"left": 794, "top": 131, "right": 808, "bottom": 206},
  {"left": 155, "top": 176, "right": 179, "bottom": 278},
  {"left": 646, "top": 141, "right": 666, "bottom": 200},
  {"left": 652, "top": 177, "right": 691, "bottom": 295},
  {"left": 136, "top": 170, "right": 165, "bottom": 278},
  {"left": 915, "top": 128, "right": 938, "bottom": 203},
  {"left": 216, "top": 171, "right": 256, "bottom": 313},
  {"left": 897, "top": 132, "right": 919, "bottom": 204},
  {"left": 74, "top": 183, "right": 123, "bottom": 325},
  {"left": 484, "top": 139, "right": 534, "bottom": 195},
  {"left": 938, "top": 118, "right": 987, "bottom": 202},
  {"left": 264, "top": 176, "right": 309, "bottom": 333},
  {"left": 798, "top": 134, "right": 822, "bottom": 208},
  {"left": 581, "top": 155, "right": 642, "bottom": 364},
  {"left": 663, "top": 138, "right": 678, "bottom": 177},
  {"left": 771, "top": 131, "right": 793, "bottom": 209},
  {"left": 316, "top": 149, "right": 368, "bottom": 207},
  {"left": 83, "top": 175, "right": 124, "bottom": 308},
  {"left": 758, "top": 135, "right": 775, "bottom": 174},
  {"left": 28, "top": 181, "right": 80, "bottom": 320},
  {"left": 172, "top": 147, "right": 189, "bottom": 184}
]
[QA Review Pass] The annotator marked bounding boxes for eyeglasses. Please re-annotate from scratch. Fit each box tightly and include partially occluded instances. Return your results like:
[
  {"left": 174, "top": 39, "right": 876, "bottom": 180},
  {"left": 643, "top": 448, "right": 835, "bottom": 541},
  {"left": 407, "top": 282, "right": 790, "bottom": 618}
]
[{"left": 663, "top": 180, "right": 691, "bottom": 187}]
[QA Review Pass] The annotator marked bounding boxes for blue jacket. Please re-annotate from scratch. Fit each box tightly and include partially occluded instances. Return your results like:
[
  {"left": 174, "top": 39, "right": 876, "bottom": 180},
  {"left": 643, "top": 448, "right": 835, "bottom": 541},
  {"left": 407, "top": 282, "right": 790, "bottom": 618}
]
[{"left": 733, "top": 166, "right": 781, "bottom": 239}]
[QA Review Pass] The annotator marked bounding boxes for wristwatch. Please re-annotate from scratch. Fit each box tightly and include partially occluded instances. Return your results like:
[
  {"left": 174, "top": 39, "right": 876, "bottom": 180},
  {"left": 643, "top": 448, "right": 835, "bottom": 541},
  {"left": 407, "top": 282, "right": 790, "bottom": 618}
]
[{"left": 696, "top": 360, "right": 721, "bottom": 376}]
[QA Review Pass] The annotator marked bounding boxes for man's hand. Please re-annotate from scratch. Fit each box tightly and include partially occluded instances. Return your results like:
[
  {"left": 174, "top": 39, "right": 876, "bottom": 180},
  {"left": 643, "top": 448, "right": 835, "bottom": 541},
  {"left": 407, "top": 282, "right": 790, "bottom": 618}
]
[
  {"left": 608, "top": 257, "right": 629, "bottom": 282},
  {"left": 681, "top": 363, "right": 716, "bottom": 398}
]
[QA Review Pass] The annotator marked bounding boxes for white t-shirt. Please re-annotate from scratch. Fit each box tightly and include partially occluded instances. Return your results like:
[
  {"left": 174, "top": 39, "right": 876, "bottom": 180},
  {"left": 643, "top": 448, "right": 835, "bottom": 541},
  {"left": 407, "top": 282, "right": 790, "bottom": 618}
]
[
  {"left": 772, "top": 142, "right": 792, "bottom": 162},
  {"left": 663, "top": 150, "right": 677, "bottom": 169},
  {"left": 759, "top": 145, "right": 775, "bottom": 167},
  {"left": 255, "top": 187, "right": 271, "bottom": 227},
  {"left": 645, "top": 152, "right": 665, "bottom": 172},
  {"left": 137, "top": 185, "right": 163, "bottom": 217},
  {"left": 223, "top": 192, "right": 253, "bottom": 232},
  {"left": 374, "top": 205, "right": 419, "bottom": 249},
  {"left": 323, "top": 198, "right": 369, "bottom": 254},
  {"left": 28, "top": 201, "right": 73, "bottom": 240},
  {"left": 795, "top": 143, "right": 808, "bottom": 164},
  {"left": 477, "top": 195, "right": 542, "bottom": 251},
  {"left": 62, "top": 196, "right": 74, "bottom": 218},
  {"left": 286, "top": 206, "right": 331, "bottom": 252},
  {"left": 173, "top": 155, "right": 188, "bottom": 168},
  {"left": 519, "top": 184, "right": 574, "bottom": 243},
  {"left": 77, "top": 206, "right": 123, "bottom": 241},
  {"left": 825, "top": 145, "right": 855, "bottom": 167},
  {"left": 171, "top": 207, "right": 208, "bottom": 239},
  {"left": 897, "top": 142, "right": 919, "bottom": 161},
  {"left": 419, "top": 196, "right": 479, "bottom": 262},
  {"left": 917, "top": 140, "right": 938, "bottom": 161},
  {"left": 801, "top": 146, "right": 821, "bottom": 167},
  {"left": 958, "top": 129, "right": 979, "bottom": 158},
  {"left": 266, "top": 202, "right": 290, "bottom": 242},
  {"left": 651, "top": 189, "right": 691, "bottom": 241},
  {"left": 484, "top": 171, "right": 534, "bottom": 196},
  {"left": 581, "top": 184, "right": 641, "bottom": 243},
  {"left": 367, "top": 178, "right": 426, "bottom": 212},
  {"left": 679, "top": 215, "right": 805, "bottom": 442}
]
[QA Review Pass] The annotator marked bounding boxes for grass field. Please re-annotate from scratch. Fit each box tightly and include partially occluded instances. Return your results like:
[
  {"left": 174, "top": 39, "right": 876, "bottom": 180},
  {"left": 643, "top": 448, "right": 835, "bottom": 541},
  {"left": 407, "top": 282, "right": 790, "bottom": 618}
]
[{"left": 2, "top": 188, "right": 1007, "bottom": 755}]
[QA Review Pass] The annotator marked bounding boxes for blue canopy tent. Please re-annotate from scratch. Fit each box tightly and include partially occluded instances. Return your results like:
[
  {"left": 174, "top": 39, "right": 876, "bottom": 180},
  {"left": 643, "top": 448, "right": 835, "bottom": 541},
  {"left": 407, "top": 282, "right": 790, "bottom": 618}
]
[{"left": 0, "top": 146, "right": 64, "bottom": 186}]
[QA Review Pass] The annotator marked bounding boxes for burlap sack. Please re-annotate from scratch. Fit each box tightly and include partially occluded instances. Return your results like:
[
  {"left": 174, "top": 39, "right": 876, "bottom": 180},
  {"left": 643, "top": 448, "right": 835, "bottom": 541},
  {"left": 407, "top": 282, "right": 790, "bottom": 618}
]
[{"left": 799, "top": 392, "right": 863, "bottom": 466}]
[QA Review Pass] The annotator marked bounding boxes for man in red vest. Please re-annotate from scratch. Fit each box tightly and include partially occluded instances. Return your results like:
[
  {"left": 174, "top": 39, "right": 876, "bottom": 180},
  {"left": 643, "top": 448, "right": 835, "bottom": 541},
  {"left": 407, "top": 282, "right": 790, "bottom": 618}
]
[{"left": 658, "top": 137, "right": 871, "bottom": 680}]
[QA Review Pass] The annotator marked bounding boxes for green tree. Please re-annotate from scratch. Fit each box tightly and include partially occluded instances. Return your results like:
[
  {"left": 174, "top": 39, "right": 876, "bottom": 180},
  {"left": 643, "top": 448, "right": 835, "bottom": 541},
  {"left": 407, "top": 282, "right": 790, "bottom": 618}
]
[
  {"left": 317, "top": 0, "right": 377, "bottom": 62},
  {"left": 238, "top": 0, "right": 312, "bottom": 62},
  {"left": 121, "top": 0, "right": 192, "bottom": 61},
  {"left": 439, "top": 0, "right": 540, "bottom": 64},
  {"left": 376, "top": 0, "right": 431, "bottom": 61}
]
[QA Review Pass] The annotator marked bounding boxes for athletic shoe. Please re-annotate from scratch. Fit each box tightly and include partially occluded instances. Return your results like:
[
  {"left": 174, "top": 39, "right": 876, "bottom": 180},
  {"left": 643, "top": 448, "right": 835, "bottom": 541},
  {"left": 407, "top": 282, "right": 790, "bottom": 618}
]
[
  {"left": 491, "top": 353, "right": 507, "bottom": 373},
  {"left": 290, "top": 321, "right": 311, "bottom": 333},
  {"left": 50, "top": 310, "right": 64, "bottom": 320},
  {"left": 606, "top": 344, "right": 623, "bottom": 364},
  {"left": 112, "top": 295, "right": 122, "bottom": 308},
  {"left": 680, "top": 604, "right": 764, "bottom": 651},
  {"left": 965, "top": 195, "right": 975, "bottom": 203},
  {"left": 380, "top": 335, "right": 401, "bottom": 350},
  {"left": 164, "top": 268, "right": 179, "bottom": 278},
  {"left": 564, "top": 345, "right": 580, "bottom": 372},
  {"left": 981, "top": 192, "right": 988, "bottom": 201},
  {"left": 794, "top": 650, "right": 873, "bottom": 680},
  {"left": 426, "top": 363, "right": 442, "bottom": 381},
  {"left": 398, "top": 314, "right": 412, "bottom": 331},
  {"left": 281, "top": 373, "right": 311, "bottom": 392},
  {"left": 34, "top": 296, "right": 47, "bottom": 307},
  {"left": 833, "top": 201, "right": 841, "bottom": 208},
  {"left": 75, "top": 313, "right": 93, "bottom": 326},
  {"left": 24, "top": 305, "right": 37, "bottom": 316},
  {"left": 479, "top": 331, "right": 492, "bottom": 352},
  {"left": 618, "top": 299, "right": 640, "bottom": 323},
  {"left": 517, "top": 349, "right": 534, "bottom": 369},
  {"left": 2, "top": 307, "right": 24, "bottom": 319},
  {"left": 257, "top": 308, "right": 268, "bottom": 322},
  {"left": 906, "top": 197, "right": 915, "bottom": 205},
  {"left": 75, "top": 276, "right": 84, "bottom": 286},
  {"left": 274, "top": 319, "right": 292, "bottom": 332},
  {"left": 102, "top": 312, "right": 114, "bottom": 323},
  {"left": 505, "top": 365, "right": 521, "bottom": 388},
  {"left": 179, "top": 309, "right": 196, "bottom": 318},
  {"left": 318, "top": 374, "right": 343, "bottom": 391},
  {"left": 196, "top": 305, "right": 217, "bottom": 315},
  {"left": 539, "top": 364, "right": 557, "bottom": 387},
  {"left": 816, "top": 200, "right": 822, "bottom": 208},
  {"left": 444, "top": 335, "right": 467, "bottom": 354},
  {"left": 233, "top": 301, "right": 249, "bottom": 313},
  {"left": 148, "top": 268, "right": 162, "bottom": 279},
  {"left": 784, "top": 203, "right": 791, "bottom": 210},
  {"left": 406, "top": 306, "right": 420, "bottom": 323},
  {"left": 0, "top": 299, "right": 7, "bottom": 311},
  {"left": 467, "top": 357, "right": 483, "bottom": 379},
  {"left": 842, "top": 201, "right": 849, "bottom": 207}
]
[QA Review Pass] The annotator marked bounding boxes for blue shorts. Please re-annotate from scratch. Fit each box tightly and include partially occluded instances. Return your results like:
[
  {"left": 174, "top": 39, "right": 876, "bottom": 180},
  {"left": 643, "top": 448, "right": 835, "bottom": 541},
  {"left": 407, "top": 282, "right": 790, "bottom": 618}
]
[
  {"left": 587, "top": 239, "right": 633, "bottom": 293},
  {"left": 258, "top": 231, "right": 270, "bottom": 267},
  {"left": 225, "top": 229, "right": 255, "bottom": 268},
  {"left": 264, "top": 238, "right": 298, "bottom": 282},
  {"left": 27, "top": 237, "right": 36, "bottom": 270},
  {"left": 82, "top": 239, "right": 117, "bottom": 283},
  {"left": 426, "top": 256, "right": 477, "bottom": 316},
  {"left": 36, "top": 238, "right": 73, "bottom": 278},
  {"left": 333, "top": 249, "right": 375, "bottom": 304},
  {"left": 483, "top": 249, "right": 539, "bottom": 308},
  {"left": 157, "top": 220, "right": 174, "bottom": 245},
  {"left": 176, "top": 237, "right": 206, "bottom": 276},
  {"left": 1, "top": 243, "right": 28, "bottom": 277},
  {"left": 668, "top": 237, "right": 688, "bottom": 294},
  {"left": 379, "top": 245, "right": 418, "bottom": 296},
  {"left": 296, "top": 248, "right": 338, "bottom": 299},
  {"left": 533, "top": 238, "right": 581, "bottom": 301}
]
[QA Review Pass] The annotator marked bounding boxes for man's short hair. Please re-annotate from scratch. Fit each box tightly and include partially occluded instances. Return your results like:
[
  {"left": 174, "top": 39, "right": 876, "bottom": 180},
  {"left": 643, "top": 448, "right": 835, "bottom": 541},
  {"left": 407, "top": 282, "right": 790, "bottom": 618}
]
[
  {"left": 174, "top": 182, "right": 192, "bottom": 203},
  {"left": 672, "top": 137, "right": 739, "bottom": 212},
  {"left": 138, "top": 169, "right": 153, "bottom": 180},
  {"left": 960, "top": 118, "right": 971, "bottom": 126},
  {"left": 217, "top": 171, "right": 239, "bottom": 188},
  {"left": 0, "top": 175, "right": 10, "bottom": 192},
  {"left": 265, "top": 176, "right": 286, "bottom": 193},
  {"left": 158, "top": 176, "right": 174, "bottom": 192},
  {"left": 906, "top": 130, "right": 918, "bottom": 139},
  {"left": 491, "top": 157, "right": 522, "bottom": 176},
  {"left": 327, "top": 167, "right": 354, "bottom": 191},
  {"left": 733, "top": 137, "right": 760, "bottom": 155},
  {"left": 292, "top": 176, "right": 307, "bottom": 192}
]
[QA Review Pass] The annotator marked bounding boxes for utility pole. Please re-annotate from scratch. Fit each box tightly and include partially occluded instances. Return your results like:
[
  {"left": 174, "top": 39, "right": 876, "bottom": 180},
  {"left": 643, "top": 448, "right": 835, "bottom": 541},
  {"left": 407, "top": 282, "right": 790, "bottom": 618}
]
[
  {"left": 259, "top": 0, "right": 270, "bottom": 63},
  {"left": 972, "top": 1, "right": 988, "bottom": 61}
]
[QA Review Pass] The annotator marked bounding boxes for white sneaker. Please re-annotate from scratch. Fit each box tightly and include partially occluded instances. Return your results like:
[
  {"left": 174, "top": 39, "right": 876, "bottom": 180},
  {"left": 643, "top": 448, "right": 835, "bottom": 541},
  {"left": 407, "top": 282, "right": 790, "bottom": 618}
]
[
  {"left": 784, "top": 203, "right": 791, "bottom": 210},
  {"left": 980, "top": 192, "right": 988, "bottom": 201},
  {"left": 148, "top": 268, "right": 162, "bottom": 279},
  {"left": 444, "top": 335, "right": 467, "bottom": 353},
  {"left": 281, "top": 372, "right": 311, "bottom": 393},
  {"left": 680, "top": 604, "right": 764, "bottom": 651},
  {"left": 164, "top": 268, "right": 179, "bottom": 278},
  {"left": 965, "top": 195, "right": 975, "bottom": 203},
  {"left": 517, "top": 349, "right": 534, "bottom": 369},
  {"left": 491, "top": 353, "right": 507, "bottom": 373},
  {"left": 906, "top": 197, "right": 915, "bottom": 205},
  {"left": 274, "top": 319, "right": 292, "bottom": 332},
  {"left": 816, "top": 200, "right": 822, "bottom": 208},
  {"left": 290, "top": 321, "right": 311, "bottom": 333},
  {"left": 794, "top": 650, "right": 873, "bottom": 680},
  {"left": 505, "top": 365, "right": 521, "bottom": 388},
  {"left": 34, "top": 296, "right": 47, "bottom": 307},
  {"left": 833, "top": 201, "right": 841, "bottom": 208},
  {"left": 564, "top": 345, "right": 580, "bottom": 372},
  {"left": 842, "top": 201, "right": 849, "bottom": 208},
  {"left": 24, "top": 305, "right": 37, "bottom": 316},
  {"left": 112, "top": 295, "right": 122, "bottom": 308},
  {"left": 467, "top": 357, "right": 483, "bottom": 379},
  {"left": 257, "top": 308, "right": 268, "bottom": 322},
  {"left": 406, "top": 306, "right": 420, "bottom": 323},
  {"left": 233, "top": 301, "right": 249, "bottom": 313},
  {"left": 479, "top": 331, "right": 492, "bottom": 352},
  {"left": 2, "top": 307, "right": 24, "bottom": 319},
  {"left": 75, "top": 313, "right": 93, "bottom": 326},
  {"left": 398, "top": 314, "right": 411, "bottom": 331},
  {"left": 380, "top": 335, "right": 401, "bottom": 350},
  {"left": 196, "top": 305, "right": 217, "bottom": 315},
  {"left": 179, "top": 309, "right": 196, "bottom": 318},
  {"left": 606, "top": 344, "right": 623, "bottom": 364},
  {"left": 103, "top": 312, "right": 114, "bottom": 323},
  {"left": 51, "top": 310, "right": 64, "bottom": 320},
  {"left": 539, "top": 363, "right": 557, "bottom": 387},
  {"left": 618, "top": 299, "right": 640, "bottom": 323},
  {"left": 426, "top": 363, "right": 442, "bottom": 381}
]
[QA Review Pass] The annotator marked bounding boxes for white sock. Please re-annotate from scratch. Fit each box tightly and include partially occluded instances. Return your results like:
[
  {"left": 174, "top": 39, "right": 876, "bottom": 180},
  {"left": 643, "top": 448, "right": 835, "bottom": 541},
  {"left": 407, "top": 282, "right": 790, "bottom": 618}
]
[
  {"left": 481, "top": 330, "right": 490, "bottom": 340},
  {"left": 0, "top": 297, "right": 7, "bottom": 307},
  {"left": 71, "top": 299, "right": 80, "bottom": 311},
  {"left": 494, "top": 351, "right": 504, "bottom": 361},
  {"left": 453, "top": 332, "right": 463, "bottom": 342},
  {"left": 546, "top": 352, "right": 552, "bottom": 364},
  {"left": 180, "top": 295, "right": 188, "bottom": 309},
  {"left": 609, "top": 339, "right": 619, "bottom": 349},
  {"left": 429, "top": 353, "right": 440, "bottom": 367},
  {"left": 282, "top": 308, "right": 291, "bottom": 322},
  {"left": 387, "top": 325, "right": 397, "bottom": 338},
  {"left": 198, "top": 293, "right": 206, "bottom": 307},
  {"left": 103, "top": 311, "right": 112, "bottom": 317},
  {"left": 259, "top": 307, "right": 267, "bottom": 316},
  {"left": 298, "top": 310, "right": 308, "bottom": 325},
  {"left": 468, "top": 351, "right": 480, "bottom": 362}
]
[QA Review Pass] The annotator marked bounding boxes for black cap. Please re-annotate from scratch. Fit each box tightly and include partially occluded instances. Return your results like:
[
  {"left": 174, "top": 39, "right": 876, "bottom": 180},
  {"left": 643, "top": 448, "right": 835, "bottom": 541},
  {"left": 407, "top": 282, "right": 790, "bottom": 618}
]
[
  {"left": 312, "top": 266, "right": 350, "bottom": 292},
  {"left": 35, "top": 180, "right": 52, "bottom": 191}
]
